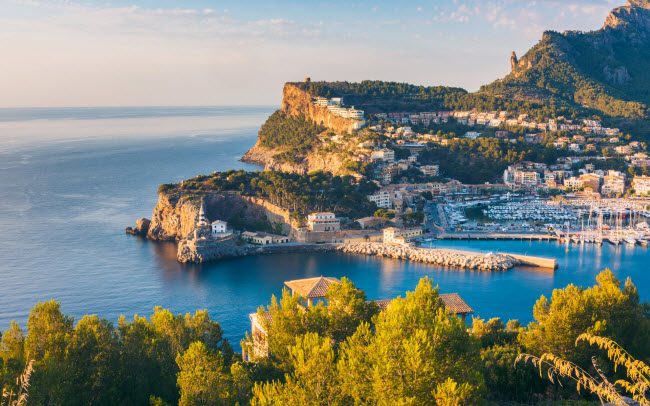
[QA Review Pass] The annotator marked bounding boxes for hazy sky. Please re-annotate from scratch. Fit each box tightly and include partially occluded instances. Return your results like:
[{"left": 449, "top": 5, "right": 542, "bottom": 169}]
[{"left": 0, "top": 0, "right": 621, "bottom": 107}]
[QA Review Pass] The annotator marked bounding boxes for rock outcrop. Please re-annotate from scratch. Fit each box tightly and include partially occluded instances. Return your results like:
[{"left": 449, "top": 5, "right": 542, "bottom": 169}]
[
  {"left": 241, "top": 83, "right": 360, "bottom": 175},
  {"left": 604, "top": 0, "right": 650, "bottom": 34},
  {"left": 510, "top": 51, "right": 518, "bottom": 71},
  {"left": 177, "top": 235, "right": 337, "bottom": 263},
  {"left": 338, "top": 243, "right": 521, "bottom": 271},
  {"left": 126, "top": 217, "right": 151, "bottom": 236},
  {"left": 145, "top": 192, "right": 294, "bottom": 241}
]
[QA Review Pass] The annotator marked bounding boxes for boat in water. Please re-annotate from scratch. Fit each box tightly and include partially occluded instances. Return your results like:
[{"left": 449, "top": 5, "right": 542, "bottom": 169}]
[{"left": 625, "top": 237, "right": 637, "bottom": 245}]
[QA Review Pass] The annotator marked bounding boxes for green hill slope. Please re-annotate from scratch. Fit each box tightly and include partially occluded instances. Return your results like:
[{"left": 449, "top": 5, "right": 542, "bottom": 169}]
[{"left": 481, "top": 0, "right": 650, "bottom": 119}]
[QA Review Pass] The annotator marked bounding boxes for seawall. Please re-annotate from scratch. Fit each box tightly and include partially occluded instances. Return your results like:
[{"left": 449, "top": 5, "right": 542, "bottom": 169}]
[{"left": 338, "top": 243, "right": 557, "bottom": 272}]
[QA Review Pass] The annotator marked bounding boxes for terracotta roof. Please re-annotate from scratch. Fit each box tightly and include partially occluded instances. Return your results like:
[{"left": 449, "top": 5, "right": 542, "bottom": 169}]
[
  {"left": 284, "top": 276, "right": 340, "bottom": 299},
  {"left": 374, "top": 299, "right": 393, "bottom": 311},
  {"left": 440, "top": 293, "right": 474, "bottom": 314},
  {"left": 371, "top": 293, "right": 473, "bottom": 315}
]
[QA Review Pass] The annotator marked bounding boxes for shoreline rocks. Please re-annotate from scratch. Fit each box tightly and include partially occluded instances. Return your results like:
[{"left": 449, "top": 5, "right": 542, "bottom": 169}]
[
  {"left": 125, "top": 218, "right": 151, "bottom": 236},
  {"left": 337, "top": 243, "right": 521, "bottom": 272},
  {"left": 177, "top": 234, "right": 338, "bottom": 264}
]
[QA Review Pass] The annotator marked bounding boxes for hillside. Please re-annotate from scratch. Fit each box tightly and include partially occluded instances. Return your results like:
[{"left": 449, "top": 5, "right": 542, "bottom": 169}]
[{"left": 481, "top": 0, "right": 650, "bottom": 119}]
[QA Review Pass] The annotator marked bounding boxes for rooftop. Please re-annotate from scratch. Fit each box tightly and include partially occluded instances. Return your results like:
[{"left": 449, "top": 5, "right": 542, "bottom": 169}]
[{"left": 284, "top": 276, "right": 340, "bottom": 299}]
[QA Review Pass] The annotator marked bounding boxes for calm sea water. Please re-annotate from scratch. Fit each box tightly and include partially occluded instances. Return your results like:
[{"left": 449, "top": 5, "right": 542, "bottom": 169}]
[{"left": 1, "top": 106, "right": 649, "bottom": 350}]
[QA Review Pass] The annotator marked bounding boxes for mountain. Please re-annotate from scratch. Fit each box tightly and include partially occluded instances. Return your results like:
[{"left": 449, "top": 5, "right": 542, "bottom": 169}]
[{"left": 480, "top": 0, "right": 650, "bottom": 119}]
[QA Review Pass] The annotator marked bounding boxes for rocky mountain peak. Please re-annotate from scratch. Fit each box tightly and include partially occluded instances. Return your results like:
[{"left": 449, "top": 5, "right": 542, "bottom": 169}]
[
  {"left": 604, "top": 0, "right": 650, "bottom": 32},
  {"left": 626, "top": 0, "right": 650, "bottom": 9}
]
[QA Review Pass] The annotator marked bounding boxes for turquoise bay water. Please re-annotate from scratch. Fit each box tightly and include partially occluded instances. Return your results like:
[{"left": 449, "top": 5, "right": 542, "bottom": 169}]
[{"left": 0, "top": 106, "right": 649, "bottom": 350}]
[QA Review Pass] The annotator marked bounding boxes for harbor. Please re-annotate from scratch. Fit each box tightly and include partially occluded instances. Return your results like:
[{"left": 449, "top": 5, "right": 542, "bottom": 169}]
[{"left": 434, "top": 196, "right": 650, "bottom": 249}]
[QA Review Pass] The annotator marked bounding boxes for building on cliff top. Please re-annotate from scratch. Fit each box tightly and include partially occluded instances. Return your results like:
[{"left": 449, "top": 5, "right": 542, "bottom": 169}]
[{"left": 243, "top": 277, "right": 474, "bottom": 361}]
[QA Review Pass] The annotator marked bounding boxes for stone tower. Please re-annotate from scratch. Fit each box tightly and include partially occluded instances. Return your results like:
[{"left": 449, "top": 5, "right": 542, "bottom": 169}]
[
  {"left": 510, "top": 51, "right": 518, "bottom": 72},
  {"left": 304, "top": 77, "right": 311, "bottom": 83}
]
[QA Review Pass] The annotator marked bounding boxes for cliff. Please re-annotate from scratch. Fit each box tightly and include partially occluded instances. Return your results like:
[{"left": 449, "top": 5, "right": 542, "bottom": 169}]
[
  {"left": 241, "top": 83, "right": 361, "bottom": 174},
  {"left": 145, "top": 192, "right": 294, "bottom": 241},
  {"left": 241, "top": 140, "right": 350, "bottom": 175}
]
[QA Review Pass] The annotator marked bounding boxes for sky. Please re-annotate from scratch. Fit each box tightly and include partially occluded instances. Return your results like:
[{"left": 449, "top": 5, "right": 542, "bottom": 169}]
[{"left": 0, "top": 0, "right": 622, "bottom": 107}]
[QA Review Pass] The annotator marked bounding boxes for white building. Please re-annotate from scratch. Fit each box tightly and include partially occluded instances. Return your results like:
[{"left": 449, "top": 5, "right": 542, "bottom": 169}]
[
  {"left": 632, "top": 176, "right": 650, "bottom": 196},
  {"left": 307, "top": 212, "right": 341, "bottom": 232},
  {"left": 371, "top": 148, "right": 395, "bottom": 163},
  {"left": 420, "top": 165, "right": 440, "bottom": 177},
  {"left": 368, "top": 191, "right": 392, "bottom": 209},
  {"left": 211, "top": 220, "right": 233, "bottom": 237}
]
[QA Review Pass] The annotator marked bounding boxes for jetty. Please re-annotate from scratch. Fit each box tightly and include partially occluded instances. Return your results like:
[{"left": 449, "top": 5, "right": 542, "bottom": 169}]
[{"left": 338, "top": 243, "right": 557, "bottom": 271}]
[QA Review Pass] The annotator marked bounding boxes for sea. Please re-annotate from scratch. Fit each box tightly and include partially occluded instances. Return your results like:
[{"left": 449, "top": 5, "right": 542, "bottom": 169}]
[{"left": 1, "top": 106, "right": 649, "bottom": 350}]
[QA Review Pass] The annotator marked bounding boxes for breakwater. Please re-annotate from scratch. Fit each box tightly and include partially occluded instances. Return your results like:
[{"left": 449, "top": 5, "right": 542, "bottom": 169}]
[{"left": 338, "top": 243, "right": 555, "bottom": 271}]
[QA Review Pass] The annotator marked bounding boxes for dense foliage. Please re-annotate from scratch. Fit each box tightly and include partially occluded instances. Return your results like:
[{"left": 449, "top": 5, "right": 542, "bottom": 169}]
[
  {"left": 166, "top": 170, "right": 379, "bottom": 220},
  {"left": 0, "top": 303, "right": 238, "bottom": 406},
  {"left": 418, "top": 138, "right": 561, "bottom": 184},
  {"left": 250, "top": 277, "right": 485, "bottom": 405},
  {"left": 482, "top": 31, "right": 649, "bottom": 120},
  {"left": 294, "top": 80, "right": 581, "bottom": 120},
  {"left": 2, "top": 270, "right": 648, "bottom": 405},
  {"left": 257, "top": 110, "right": 324, "bottom": 158}
]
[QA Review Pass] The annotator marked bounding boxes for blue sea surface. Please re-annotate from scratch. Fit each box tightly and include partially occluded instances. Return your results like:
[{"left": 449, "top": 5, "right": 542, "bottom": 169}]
[{"left": 0, "top": 106, "right": 649, "bottom": 350}]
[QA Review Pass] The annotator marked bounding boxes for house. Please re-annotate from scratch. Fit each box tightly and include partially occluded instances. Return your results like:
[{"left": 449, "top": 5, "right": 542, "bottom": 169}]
[
  {"left": 420, "top": 165, "right": 440, "bottom": 177},
  {"left": 368, "top": 191, "right": 392, "bottom": 209},
  {"left": 356, "top": 216, "right": 385, "bottom": 229},
  {"left": 371, "top": 148, "right": 395, "bottom": 163},
  {"left": 564, "top": 177, "right": 583, "bottom": 191},
  {"left": 243, "top": 278, "right": 475, "bottom": 361},
  {"left": 632, "top": 176, "right": 650, "bottom": 196},
  {"left": 211, "top": 220, "right": 233, "bottom": 237},
  {"left": 307, "top": 212, "right": 341, "bottom": 232},
  {"left": 383, "top": 227, "right": 407, "bottom": 245},
  {"left": 285, "top": 276, "right": 340, "bottom": 307},
  {"left": 242, "top": 232, "right": 289, "bottom": 245}
]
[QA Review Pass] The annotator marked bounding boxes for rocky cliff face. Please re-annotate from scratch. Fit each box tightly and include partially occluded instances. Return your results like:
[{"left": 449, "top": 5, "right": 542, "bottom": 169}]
[
  {"left": 605, "top": 0, "right": 650, "bottom": 34},
  {"left": 280, "top": 83, "right": 361, "bottom": 133},
  {"left": 241, "top": 139, "right": 349, "bottom": 175},
  {"left": 145, "top": 192, "right": 294, "bottom": 241},
  {"left": 241, "top": 83, "right": 359, "bottom": 175}
]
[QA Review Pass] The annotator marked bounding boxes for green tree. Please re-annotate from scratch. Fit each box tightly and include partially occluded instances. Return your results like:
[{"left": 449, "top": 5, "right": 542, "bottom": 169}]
[
  {"left": 337, "top": 277, "right": 485, "bottom": 405},
  {"left": 25, "top": 300, "right": 74, "bottom": 405},
  {"left": 325, "top": 278, "right": 378, "bottom": 344},
  {"left": 519, "top": 269, "right": 650, "bottom": 367},
  {"left": 251, "top": 333, "right": 341, "bottom": 406},
  {"left": 176, "top": 341, "right": 232, "bottom": 406}
]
